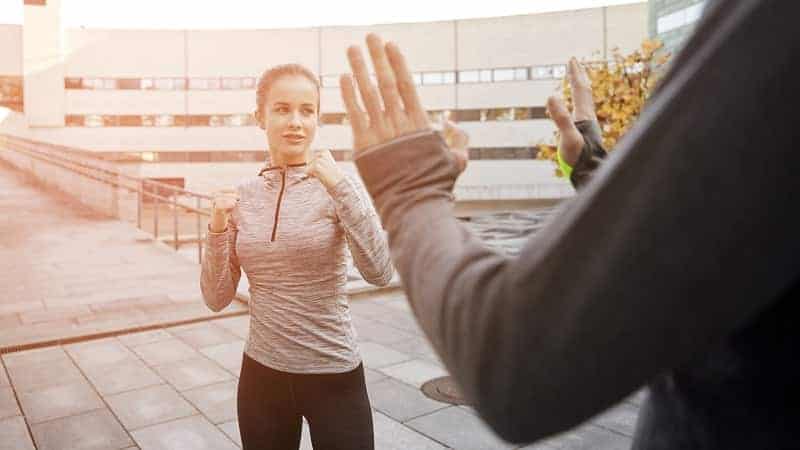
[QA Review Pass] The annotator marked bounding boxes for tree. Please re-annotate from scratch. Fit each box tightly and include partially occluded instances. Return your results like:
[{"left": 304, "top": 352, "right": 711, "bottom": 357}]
[{"left": 537, "top": 39, "right": 670, "bottom": 175}]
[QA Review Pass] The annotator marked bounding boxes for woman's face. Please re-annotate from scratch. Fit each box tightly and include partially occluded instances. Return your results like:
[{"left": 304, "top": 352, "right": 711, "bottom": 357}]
[{"left": 261, "top": 75, "right": 319, "bottom": 164}]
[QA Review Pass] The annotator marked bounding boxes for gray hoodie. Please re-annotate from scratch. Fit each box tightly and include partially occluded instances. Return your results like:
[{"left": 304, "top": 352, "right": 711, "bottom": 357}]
[{"left": 201, "top": 164, "right": 393, "bottom": 374}]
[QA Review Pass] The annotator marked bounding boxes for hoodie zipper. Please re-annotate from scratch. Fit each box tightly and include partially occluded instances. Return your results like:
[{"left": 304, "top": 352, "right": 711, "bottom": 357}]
[
  {"left": 258, "top": 162, "right": 307, "bottom": 243},
  {"left": 271, "top": 169, "right": 286, "bottom": 242}
]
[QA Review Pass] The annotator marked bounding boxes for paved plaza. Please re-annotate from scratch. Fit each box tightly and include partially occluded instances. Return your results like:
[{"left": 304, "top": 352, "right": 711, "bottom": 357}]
[{"left": 0, "top": 163, "right": 642, "bottom": 449}]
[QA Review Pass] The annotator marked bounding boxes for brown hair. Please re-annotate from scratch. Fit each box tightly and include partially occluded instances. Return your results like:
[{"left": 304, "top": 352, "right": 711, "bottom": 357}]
[{"left": 255, "top": 64, "right": 320, "bottom": 118}]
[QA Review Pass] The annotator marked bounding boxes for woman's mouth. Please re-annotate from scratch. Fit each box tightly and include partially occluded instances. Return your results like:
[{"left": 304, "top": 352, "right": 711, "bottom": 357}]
[{"left": 284, "top": 135, "right": 305, "bottom": 145}]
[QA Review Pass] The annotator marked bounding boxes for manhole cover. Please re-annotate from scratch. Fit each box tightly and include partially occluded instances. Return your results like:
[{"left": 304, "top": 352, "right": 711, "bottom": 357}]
[{"left": 421, "top": 376, "right": 471, "bottom": 405}]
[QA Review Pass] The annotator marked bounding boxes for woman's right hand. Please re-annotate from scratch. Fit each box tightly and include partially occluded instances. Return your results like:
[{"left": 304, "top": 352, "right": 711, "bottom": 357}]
[{"left": 209, "top": 188, "right": 238, "bottom": 232}]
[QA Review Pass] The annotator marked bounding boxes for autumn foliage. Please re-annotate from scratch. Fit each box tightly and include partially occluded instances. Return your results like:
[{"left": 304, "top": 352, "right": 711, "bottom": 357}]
[{"left": 537, "top": 39, "right": 670, "bottom": 174}]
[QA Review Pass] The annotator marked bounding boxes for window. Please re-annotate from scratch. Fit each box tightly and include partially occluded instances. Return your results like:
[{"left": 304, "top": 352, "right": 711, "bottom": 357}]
[
  {"left": 514, "top": 68, "right": 528, "bottom": 81},
  {"left": 103, "top": 79, "right": 117, "bottom": 90},
  {"left": 224, "top": 114, "right": 248, "bottom": 127},
  {"left": 65, "top": 115, "right": 84, "bottom": 126},
  {"left": 154, "top": 78, "right": 175, "bottom": 90},
  {"left": 552, "top": 64, "right": 567, "bottom": 78},
  {"left": 532, "top": 66, "right": 554, "bottom": 79},
  {"left": 458, "top": 70, "right": 479, "bottom": 83},
  {"left": 208, "top": 115, "right": 224, "bottom": 127},
  {"left": 486, "top": 108, "right": 514, "bottom": 121},
  {"left": 141, "top": 115, "right": 155, "bottom": 127},
  {"left": 321, "top": 113, "right": 346, "bottom": 125},
  {"left": 82, "top": 78, "right": 102, "bottom": 89},
  {"left": 422, "top": 72, "right": 444, "bottom": 85},
  {"left": 118, "top": 115, "right": 142, "bottom": 126},
  {"left": 222, "top": 78, "right": 242, "bottom": 90},
  {"left": 117, "top": 78, "right": 140, "bottom": 90},
  {"left": 189, "top": 115, "right": 211, "bottom": 127},
  {"left": 154, "top": 114, "right": 174, "bottom": 127},
  {"left": 84, "top": 115, "right": 103, "bottom": 127},
  {"left": 140, "top": 78, "right": 154, "bottom": 90},
  {"left": 241, "top": 77, "right": 256, "bottom": 89},
  {"left": 412, "top": 73, "right": 422, "bottom": 86},
  {"left": 207, "top": 78, "right": 221, "bottom": 90},
  {"left": 493, "top": 69, "right": 515, "bottom": 82},
  {"left": 189, "top": 78, "right": 208, "bottom": 90},
  {"left": 453, "top": 109, "right": 481, "bottom": 122},
  {"left": 174, "top": 78, "right": 187, "bottom": 90},
  {"left": 65, "top": 78, "right": 82, "bottom": 89}
]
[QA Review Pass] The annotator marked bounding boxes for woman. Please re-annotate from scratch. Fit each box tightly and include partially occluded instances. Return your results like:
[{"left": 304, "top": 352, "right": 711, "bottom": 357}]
[{"left": 200, "top": 63, "right": 393, "bottom": 450}]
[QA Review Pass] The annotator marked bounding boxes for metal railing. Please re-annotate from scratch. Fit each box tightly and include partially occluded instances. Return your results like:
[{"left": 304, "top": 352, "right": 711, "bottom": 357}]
[{"left": 0, "top": 134, "right": 211, "bottom": 263}]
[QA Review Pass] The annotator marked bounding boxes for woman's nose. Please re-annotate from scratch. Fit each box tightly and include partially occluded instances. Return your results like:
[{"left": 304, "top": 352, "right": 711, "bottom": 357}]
[{"left": 288, "top": 111, "right": 302, "bottom": 127}]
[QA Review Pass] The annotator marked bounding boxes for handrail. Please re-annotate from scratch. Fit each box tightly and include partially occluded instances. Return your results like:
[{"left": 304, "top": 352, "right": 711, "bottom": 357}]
[{"left": 1, "top": 133, "right": 211, "bottom": 263}]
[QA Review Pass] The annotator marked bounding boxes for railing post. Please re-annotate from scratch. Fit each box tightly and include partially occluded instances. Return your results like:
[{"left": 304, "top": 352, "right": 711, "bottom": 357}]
[
  {"left": 173, "top": 192, "right": 179, "bottom": 250},
  {"left": 153, "top": 187, "right": 159, "bottom": 240},
  {"left": 197, "top": 197, "right": 203, "bottom": 264},
  {"left": 137, "top": 180, "right": 143, "bottom": 229}
]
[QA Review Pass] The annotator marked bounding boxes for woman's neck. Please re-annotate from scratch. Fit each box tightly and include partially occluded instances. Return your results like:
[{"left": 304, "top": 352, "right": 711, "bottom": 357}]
[{"left": 270, "top": 149, "right": 309, "bottom": 167}]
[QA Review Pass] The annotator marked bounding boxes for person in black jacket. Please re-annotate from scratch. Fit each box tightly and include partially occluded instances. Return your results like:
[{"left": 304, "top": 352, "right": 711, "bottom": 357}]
[{"left": 335, "top": 0, "right": 800, "bottom": 448}]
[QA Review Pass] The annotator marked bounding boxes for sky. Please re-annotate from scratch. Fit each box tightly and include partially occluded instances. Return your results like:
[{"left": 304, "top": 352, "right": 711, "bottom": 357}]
[{"left": 0, "top": 0, "right": 643, "bottom": 29}]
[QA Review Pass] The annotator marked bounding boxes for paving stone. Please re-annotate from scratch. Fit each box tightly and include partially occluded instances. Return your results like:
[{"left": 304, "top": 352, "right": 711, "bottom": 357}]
[
  {"left": 0, "top": 386, "right": 20, "bottom": 419},
  {"left": 358, "top": 342, "right": 412, "bottom": 369},
  {"left": 367, "top": 378, "right": 448, "bottom": 422},
  {"left": 117, "top": 329, "right": 173, "bottom": 348},
  {"left": 153, "top": 357, "right": 234, "bottom": 392},
  {"left": 131, "top": 338, "right": 199, "bottom": 367},
  {"left": 184, "top": 380, "right": 238, "bottom": 424},
  {"left": 379, "top": 359, "right": 449, "bottom": 388},
  {"left": 405, "top": 405, "right": 515, "bottom": 450},
  {"left": 65, "top": 338, "right": 138, "bottom": 370},
  {"left": 0, "top": 416, "right": 35, "bottom": 450},
  {"left": 364, "top": 368, "right": 387, "bottom": 385},
  {"left": 0, "top": 364, "right": 9, "bottom": 387},
  {"left": 83, "top": 358, "right": 163, "bottom": 396},
  {"left": 353, "top": 316, "right": 415, "bottom": 345},
  {"left": 131, "top": 415, "right": 239, "bottom": 450},
  {"left": 521, "top": 424, "right": 632, "bottom": 450},
  {"left": 167, "top": 322, "right": 241, "bottom": 350},
  {"left": 30, "top": 408, "right": 134, "bottom": 450},
  {"left": 199, "top": 341, "right": 245, "bottom": 375},
  {"left": 4, "top": 354, "right": 85, "bottom": 392},
  {"left": 590, "top": 401, "right": 640, "bottom": 437},
  {"left": 212, "top": 315, "right": 249, "bottom": 340},
  {"left": 105, "top": 384, "right": 197, "bottom": 431},
  {"left": 2, "top": 346, "right": 68, "bottom": 367},
  {"left": 372, "top": 411, "right": 447, "bottom": 450},
  {"left": 218, "top": 420, "right": 242, "bottom": 448},
  {"left": 384, "top": 336, "right": 443, "bottom": 365},
  {"left": 17, "top": 381, "right": 105, "bottom": 424}
]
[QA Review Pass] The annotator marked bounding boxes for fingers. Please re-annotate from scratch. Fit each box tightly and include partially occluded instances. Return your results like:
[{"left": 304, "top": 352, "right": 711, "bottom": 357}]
[
  {"left": 366, "top": 34, "right": 409, "bottom": 133},
  {"left": 347, "top": 45, "right": 391, "bottom": 138},
  {"left": 385, "top": 41, "right": 429, "bottom": 129},
  {"left": 567, "top": 57, "right": 596, "bottom": 122},
  {"left": 547, "top": 96, "right": 584, "bottom": 166},
  {"left": 339, "top": 74, "right": 369, "bottom": 140}
]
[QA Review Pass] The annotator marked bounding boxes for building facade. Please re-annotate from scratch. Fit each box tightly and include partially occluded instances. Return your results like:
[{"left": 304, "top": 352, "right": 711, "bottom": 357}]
[{"left": 1, "top": 1, "right": 647, "bottom": 197}]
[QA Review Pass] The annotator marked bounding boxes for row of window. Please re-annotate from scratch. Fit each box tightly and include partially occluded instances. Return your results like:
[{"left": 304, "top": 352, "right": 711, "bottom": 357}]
[
  {"left": 65, "top": 107, "right": 547, "bottom": 127},
  {"left": 64, "top": 64, "right": 568, "bottom": 91},
  {"left": 101, "top": 146, "right": 539, "bottom": 163}
]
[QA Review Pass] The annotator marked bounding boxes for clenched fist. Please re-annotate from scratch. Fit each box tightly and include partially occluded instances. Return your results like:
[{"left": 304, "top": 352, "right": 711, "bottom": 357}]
[
  {"left": 209, "top": 188, "right": 239, "bottom": 233},
  {"left": 305, "top": 149, "right": 345, "bottom": 189}
]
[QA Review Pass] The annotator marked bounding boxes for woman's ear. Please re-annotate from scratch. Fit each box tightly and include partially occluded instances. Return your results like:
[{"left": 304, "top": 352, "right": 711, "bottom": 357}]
[{"left": 254, "top": 109, "right": 265, "bottom": 130}]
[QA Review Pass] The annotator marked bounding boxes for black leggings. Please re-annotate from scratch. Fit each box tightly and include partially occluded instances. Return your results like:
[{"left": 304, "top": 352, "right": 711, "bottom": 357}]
[{"left": 237, "top": 353, "right": 374, "bottom": 450}]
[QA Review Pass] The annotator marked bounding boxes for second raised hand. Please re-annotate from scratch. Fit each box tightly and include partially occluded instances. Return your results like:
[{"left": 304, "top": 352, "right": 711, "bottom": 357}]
[{"left": 340, "top": 34, "right": 431, "bottom": 153}]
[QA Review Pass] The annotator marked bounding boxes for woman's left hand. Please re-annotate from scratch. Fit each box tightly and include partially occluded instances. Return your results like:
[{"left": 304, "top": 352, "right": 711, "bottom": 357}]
[{"left": 306, "top": 149, "right": 345, "bottom": 189}]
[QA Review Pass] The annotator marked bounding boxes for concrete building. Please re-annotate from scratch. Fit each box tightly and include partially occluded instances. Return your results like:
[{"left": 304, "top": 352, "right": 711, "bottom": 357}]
[
  {"left": 0, "top": 1, "right": 647, "bottom": 198},
  {"left": 648, "top": 0, "right": 705, "bottom": 55}
]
